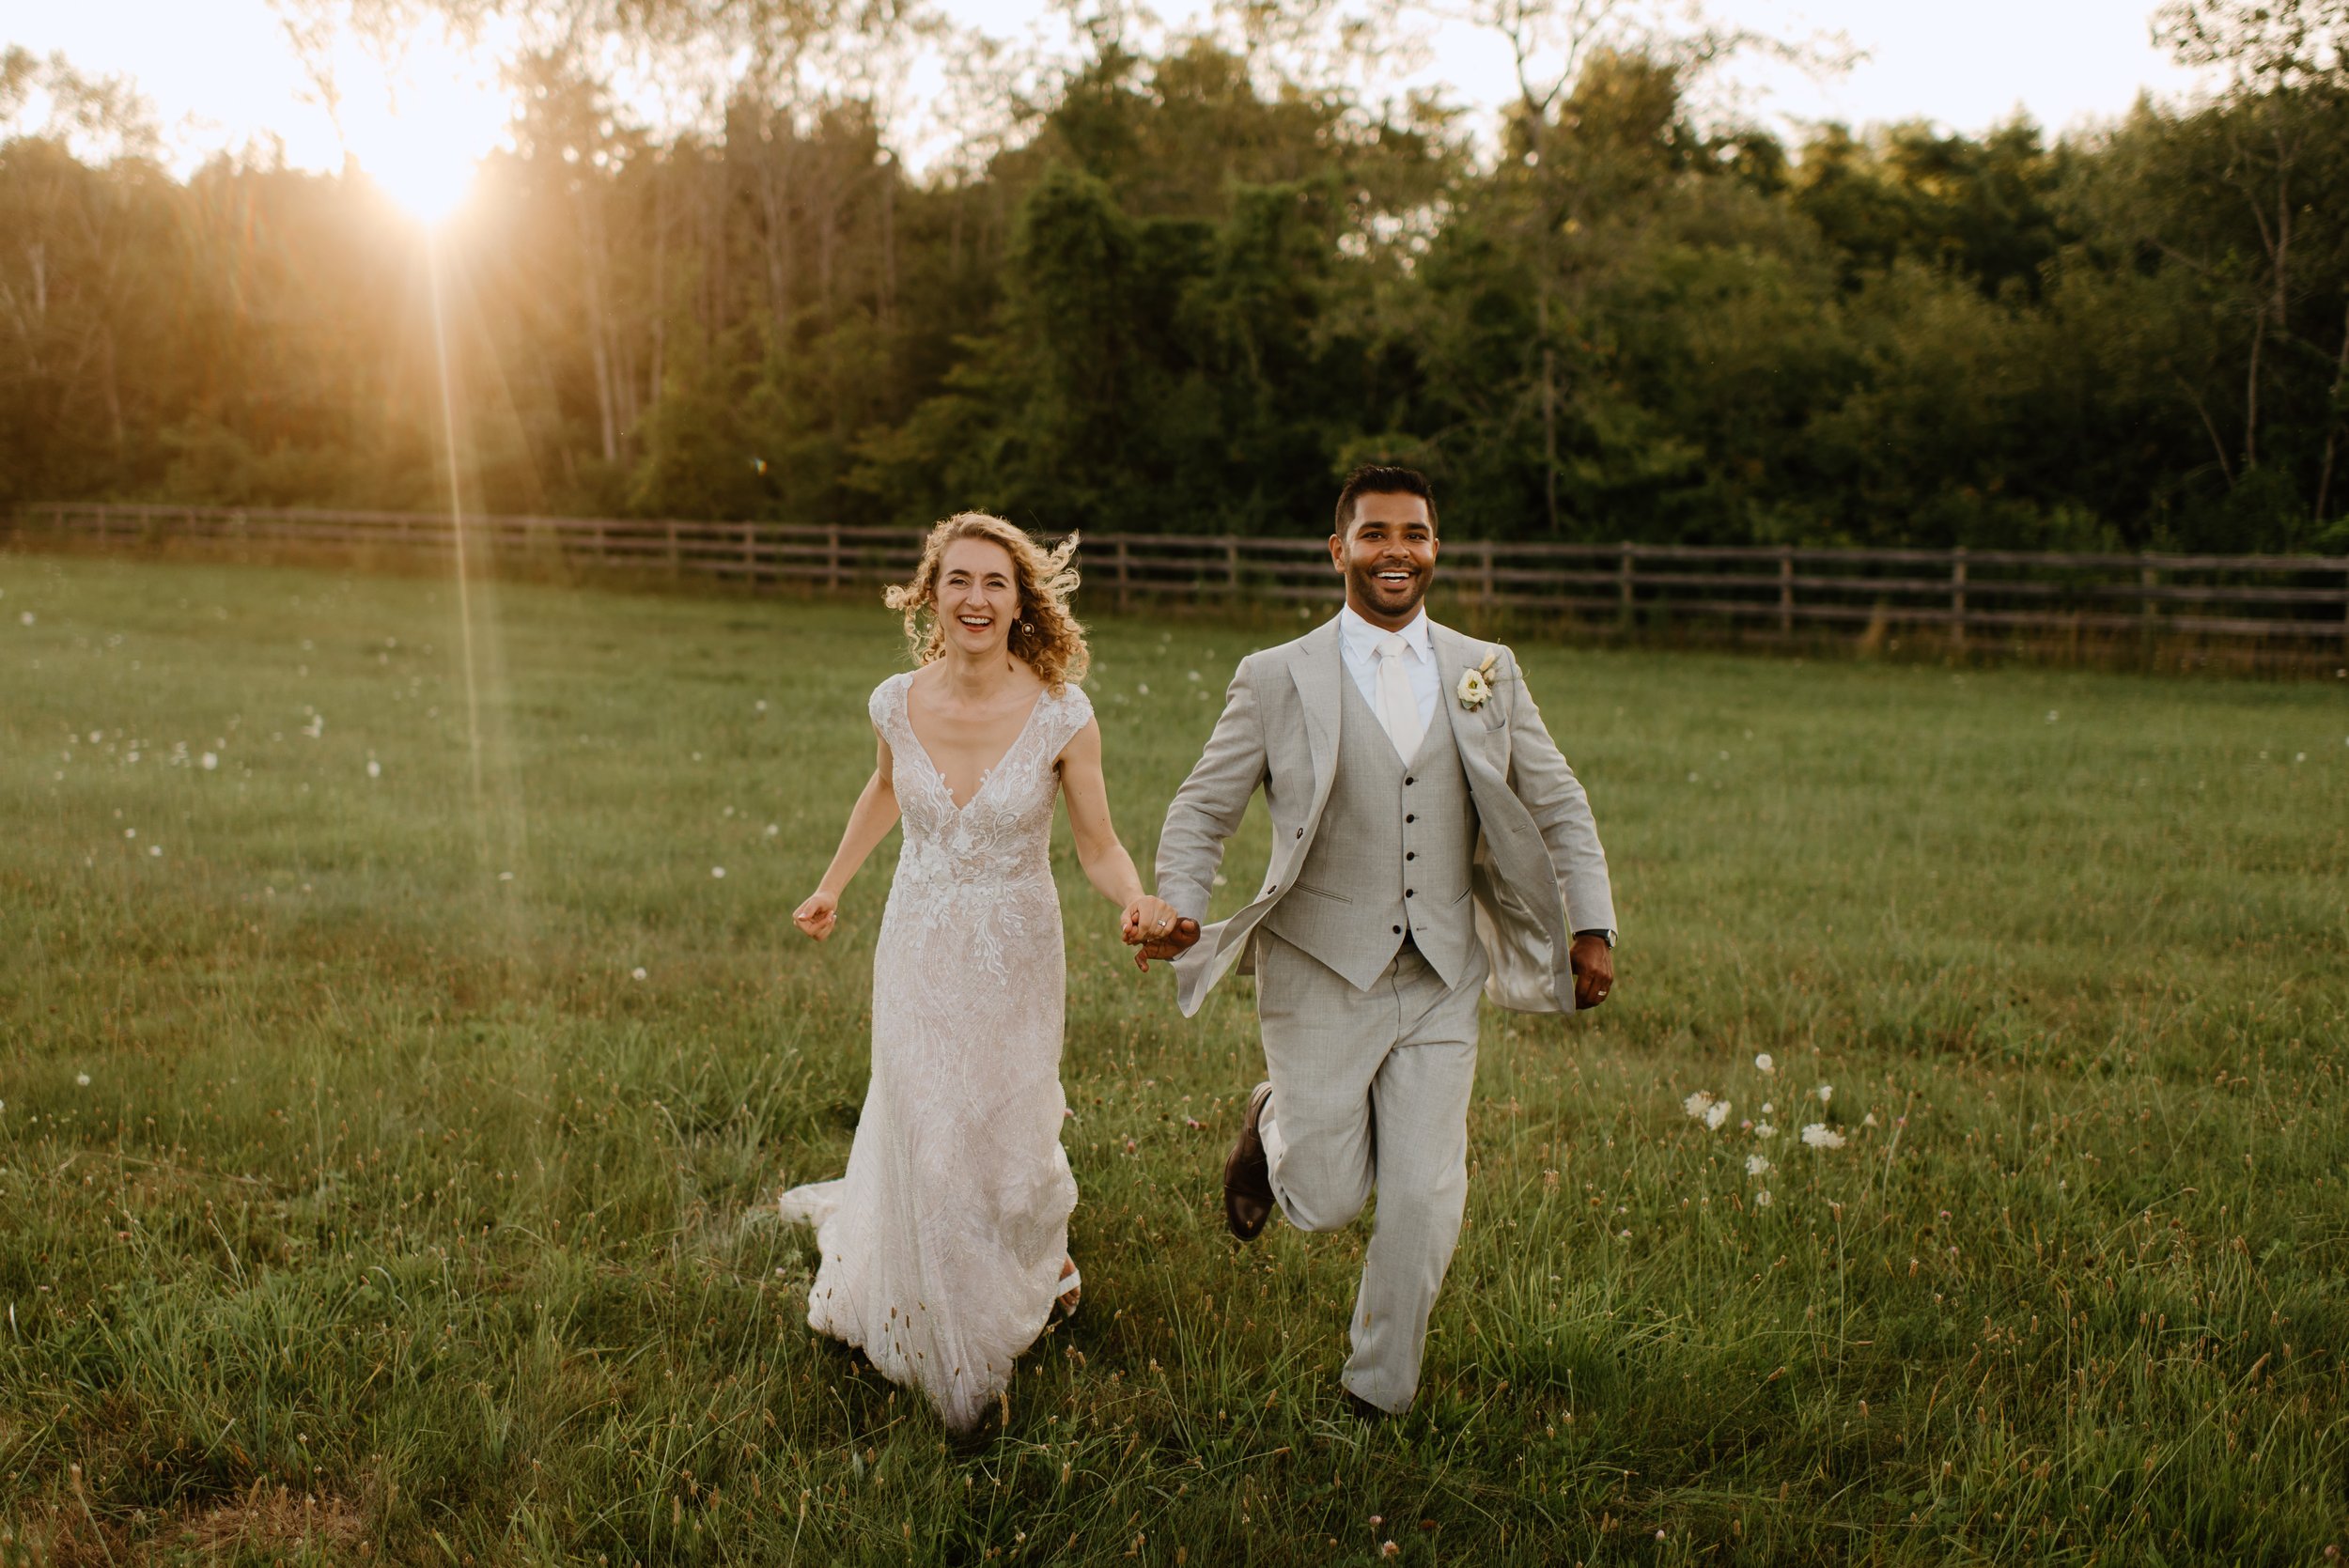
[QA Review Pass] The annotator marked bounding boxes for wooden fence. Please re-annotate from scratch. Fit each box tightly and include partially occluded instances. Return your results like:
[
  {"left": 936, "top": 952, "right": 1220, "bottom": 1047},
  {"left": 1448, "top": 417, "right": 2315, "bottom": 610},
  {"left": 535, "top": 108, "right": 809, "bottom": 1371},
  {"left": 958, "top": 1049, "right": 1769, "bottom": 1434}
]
[{"left": 16, "top": 502, "right": 2349, "bottom": 654}]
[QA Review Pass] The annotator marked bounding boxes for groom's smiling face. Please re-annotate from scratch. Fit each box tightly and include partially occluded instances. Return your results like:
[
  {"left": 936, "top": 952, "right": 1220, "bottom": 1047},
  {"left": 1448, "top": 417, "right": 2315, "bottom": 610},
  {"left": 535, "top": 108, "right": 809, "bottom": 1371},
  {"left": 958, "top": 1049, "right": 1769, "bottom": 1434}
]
[{"left": 1332, "top": 491, "right": 1439, "bottom": 629}]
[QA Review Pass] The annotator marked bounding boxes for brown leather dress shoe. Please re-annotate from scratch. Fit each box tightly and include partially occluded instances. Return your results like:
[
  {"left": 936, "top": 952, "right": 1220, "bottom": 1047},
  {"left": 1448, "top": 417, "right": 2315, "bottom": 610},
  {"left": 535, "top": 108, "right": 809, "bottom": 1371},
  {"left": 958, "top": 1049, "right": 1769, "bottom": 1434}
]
[{"left": 1224, "top": 1081, "right": 1275, "bottom": 1240}]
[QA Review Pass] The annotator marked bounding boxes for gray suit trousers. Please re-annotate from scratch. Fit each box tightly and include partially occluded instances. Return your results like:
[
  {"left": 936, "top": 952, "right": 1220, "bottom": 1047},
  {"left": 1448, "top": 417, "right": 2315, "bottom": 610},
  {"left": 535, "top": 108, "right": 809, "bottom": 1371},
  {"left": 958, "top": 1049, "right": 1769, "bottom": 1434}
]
[{"left": 1254, "top": 930, "right": 1487, "bottom": 1414}]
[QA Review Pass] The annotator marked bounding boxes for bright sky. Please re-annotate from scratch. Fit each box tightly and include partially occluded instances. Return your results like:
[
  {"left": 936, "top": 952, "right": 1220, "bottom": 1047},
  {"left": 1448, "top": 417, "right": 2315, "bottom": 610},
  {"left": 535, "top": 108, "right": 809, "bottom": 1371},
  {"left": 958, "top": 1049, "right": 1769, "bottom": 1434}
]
[{"left": 1, "top": 0, "right": 2220, "bottom": 186}]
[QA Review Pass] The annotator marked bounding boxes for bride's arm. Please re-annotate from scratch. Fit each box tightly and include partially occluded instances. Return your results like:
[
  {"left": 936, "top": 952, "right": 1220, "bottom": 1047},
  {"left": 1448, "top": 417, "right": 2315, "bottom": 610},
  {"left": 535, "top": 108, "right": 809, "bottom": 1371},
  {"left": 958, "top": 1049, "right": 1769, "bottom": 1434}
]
[
  {"left": 792, "top": 734, "right": 901, "bottom": 941},
  {"left": 1058, "top": 720, "right": 1176, "bottom": 940}
]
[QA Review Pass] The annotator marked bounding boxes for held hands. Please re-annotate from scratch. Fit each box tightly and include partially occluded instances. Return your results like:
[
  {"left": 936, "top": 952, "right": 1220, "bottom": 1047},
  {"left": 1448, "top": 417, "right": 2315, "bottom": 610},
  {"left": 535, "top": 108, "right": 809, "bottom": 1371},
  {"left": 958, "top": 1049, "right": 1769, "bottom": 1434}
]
[
  {"left": 793, "top": 890, "right": 841, "bottom": 941},
  {"left": 1569, "top": 934, "right": 1615, "bottom": 1010},
  {"left": 1121, "top": 895, "right": 1199, "bottom": 971}
]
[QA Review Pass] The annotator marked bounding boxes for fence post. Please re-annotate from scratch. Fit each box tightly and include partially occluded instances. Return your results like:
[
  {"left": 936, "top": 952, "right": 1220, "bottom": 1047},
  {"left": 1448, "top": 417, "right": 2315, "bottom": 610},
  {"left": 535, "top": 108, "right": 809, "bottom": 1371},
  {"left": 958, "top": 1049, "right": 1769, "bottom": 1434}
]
[
  {"left": 742, "top": 521, "right": 756, "bottom": 588},
  {"left": 1617, "top": 542, "right": 1635, "bottom": 624},
  {"left": 1951, "top": 547, "right": 1968, "bottom": 650},
  {"left": 1225, "top": 538, "right": 1240, "bottom": 598},
  {"left": 827, "top": 525, "right": 842, "bottom": 593},
  {"left": 2139, "top": 553, "right": 2157, "bottom": 640},
  {"left": 666, "top": 520, "right": 680, "bottom": 580},
  {"left": 1115, "top": 539, "right": 1131, "bottom": 613},
  {"left": 1478, "top": 540, "right": 1497, "bottom": 613},
  {"left": 1778, "top": 545, "right": 1795, "bottom": 635}
]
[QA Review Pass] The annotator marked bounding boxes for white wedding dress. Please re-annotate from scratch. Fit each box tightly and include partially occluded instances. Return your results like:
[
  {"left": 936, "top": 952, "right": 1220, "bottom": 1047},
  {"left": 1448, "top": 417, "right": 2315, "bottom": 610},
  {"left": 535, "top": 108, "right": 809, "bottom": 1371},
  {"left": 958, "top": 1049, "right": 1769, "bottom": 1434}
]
[{"left": 778, "top": 670, "right": 1090, "bottom": 1432}]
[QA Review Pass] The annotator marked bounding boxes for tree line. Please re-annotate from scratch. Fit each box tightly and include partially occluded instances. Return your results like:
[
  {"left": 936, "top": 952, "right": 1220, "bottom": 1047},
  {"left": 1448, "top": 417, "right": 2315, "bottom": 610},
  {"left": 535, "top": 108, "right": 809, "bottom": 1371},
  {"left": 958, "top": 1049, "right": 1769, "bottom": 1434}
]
[{"left": 4, "top": 1, "right": 2347, "bottom": 552}]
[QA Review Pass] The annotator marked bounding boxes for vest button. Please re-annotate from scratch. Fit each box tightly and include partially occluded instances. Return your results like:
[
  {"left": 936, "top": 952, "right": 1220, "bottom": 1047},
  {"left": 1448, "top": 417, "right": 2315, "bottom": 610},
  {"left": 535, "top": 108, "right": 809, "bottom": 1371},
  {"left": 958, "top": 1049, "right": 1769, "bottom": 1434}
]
[
  {"left": 1406, "top": 851, "right": 1416, "bottom": 861},
  {"left": 1392, "top": 924, "right": 1403, "bottom": 935},
  {"left": 1405, "top": 889, "right": 1415, "bottom": 898},
  {"left": 1405, "top": 814, "right": 1415, "bottom": 824},
  {"left": 1405, "top": 777, "right": 1415, "bottom": 786}
]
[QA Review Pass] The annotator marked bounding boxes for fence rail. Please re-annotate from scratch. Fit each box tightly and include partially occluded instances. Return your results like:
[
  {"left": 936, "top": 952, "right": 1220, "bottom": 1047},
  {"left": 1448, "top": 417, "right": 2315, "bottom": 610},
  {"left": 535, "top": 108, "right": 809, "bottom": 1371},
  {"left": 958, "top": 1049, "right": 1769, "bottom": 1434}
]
[{"left": 16, "top": 502, "right": 2349, "bottom": 651}]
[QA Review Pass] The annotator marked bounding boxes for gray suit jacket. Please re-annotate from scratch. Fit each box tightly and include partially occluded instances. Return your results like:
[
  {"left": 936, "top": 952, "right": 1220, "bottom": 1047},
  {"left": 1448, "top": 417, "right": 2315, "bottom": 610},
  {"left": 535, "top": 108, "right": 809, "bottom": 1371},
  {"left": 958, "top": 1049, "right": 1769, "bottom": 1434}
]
[{"left": 1156, "top": 615, "right": 1616, "bottom": 1018}]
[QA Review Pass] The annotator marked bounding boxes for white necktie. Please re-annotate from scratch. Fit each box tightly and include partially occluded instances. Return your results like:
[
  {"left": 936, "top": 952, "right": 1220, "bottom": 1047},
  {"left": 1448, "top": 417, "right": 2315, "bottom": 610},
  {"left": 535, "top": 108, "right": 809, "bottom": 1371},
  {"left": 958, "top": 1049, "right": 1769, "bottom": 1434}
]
[{"left": 1375, "top": 633, "right": 1423, "bottom": 761}]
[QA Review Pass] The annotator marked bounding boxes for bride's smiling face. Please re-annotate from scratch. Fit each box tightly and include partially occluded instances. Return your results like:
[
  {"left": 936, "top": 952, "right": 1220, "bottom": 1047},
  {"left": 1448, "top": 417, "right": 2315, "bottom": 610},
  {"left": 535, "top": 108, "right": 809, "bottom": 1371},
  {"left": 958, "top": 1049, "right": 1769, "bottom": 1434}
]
[{"left": 938, "top": 537, "right": 1022, "bottom": 658}]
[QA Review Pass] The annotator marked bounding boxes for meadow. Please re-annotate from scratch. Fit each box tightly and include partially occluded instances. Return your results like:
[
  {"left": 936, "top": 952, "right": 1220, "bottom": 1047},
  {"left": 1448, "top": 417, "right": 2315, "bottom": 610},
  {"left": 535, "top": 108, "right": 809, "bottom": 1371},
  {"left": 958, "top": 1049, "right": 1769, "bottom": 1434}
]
[{"left": 1, "top": 549, "right": 2344, "bottom": 1566}]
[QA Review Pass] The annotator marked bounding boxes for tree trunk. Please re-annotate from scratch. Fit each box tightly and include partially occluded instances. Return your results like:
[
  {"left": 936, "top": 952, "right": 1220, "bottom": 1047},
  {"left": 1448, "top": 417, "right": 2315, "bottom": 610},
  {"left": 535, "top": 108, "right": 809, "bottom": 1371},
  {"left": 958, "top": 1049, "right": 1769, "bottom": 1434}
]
[{"left": 2315, "top": 298, "right": 2349, "bottom": 522}]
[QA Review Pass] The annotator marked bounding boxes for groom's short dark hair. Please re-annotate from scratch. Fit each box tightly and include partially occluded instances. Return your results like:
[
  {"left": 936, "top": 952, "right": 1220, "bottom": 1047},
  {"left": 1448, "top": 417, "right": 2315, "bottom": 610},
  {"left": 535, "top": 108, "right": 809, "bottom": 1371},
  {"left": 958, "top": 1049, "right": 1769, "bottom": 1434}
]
[{"left": 1334, "top": 464, "right": 1439, "bottom": 536}]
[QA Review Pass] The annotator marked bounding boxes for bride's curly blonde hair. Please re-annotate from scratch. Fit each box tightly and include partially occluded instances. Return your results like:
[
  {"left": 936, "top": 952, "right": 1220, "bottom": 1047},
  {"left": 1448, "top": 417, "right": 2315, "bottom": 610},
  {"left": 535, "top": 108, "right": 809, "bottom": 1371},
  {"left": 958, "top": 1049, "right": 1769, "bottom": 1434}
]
[{"left": 884, "top": 513, "right": 1090, "bottom": 691}]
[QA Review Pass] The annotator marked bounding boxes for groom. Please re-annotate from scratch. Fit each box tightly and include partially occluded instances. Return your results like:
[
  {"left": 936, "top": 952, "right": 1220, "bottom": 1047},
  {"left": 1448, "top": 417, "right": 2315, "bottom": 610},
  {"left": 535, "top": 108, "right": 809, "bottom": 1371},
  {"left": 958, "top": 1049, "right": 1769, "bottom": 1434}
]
[{"left": 1136, "top": 464, "right": 1618, "bottom": 1416}]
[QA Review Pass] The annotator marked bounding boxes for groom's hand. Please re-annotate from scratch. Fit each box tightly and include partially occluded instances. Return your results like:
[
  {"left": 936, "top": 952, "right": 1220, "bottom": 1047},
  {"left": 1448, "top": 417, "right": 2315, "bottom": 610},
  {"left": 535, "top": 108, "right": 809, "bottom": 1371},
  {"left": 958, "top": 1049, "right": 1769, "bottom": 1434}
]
[
  {"left": 1570, "top": 934, "right": 1615, "bottom": 1009},
  {"left": 1122, "top": 896, "right": 1199, "bottom": 970}
]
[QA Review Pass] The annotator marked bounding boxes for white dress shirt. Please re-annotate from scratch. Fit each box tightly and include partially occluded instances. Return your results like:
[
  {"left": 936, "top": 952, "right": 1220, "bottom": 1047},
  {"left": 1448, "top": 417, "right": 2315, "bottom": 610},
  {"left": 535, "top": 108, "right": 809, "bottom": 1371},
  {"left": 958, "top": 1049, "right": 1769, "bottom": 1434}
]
[{"left": 1337, "top": 604, "right": 1439, "bottom": 733}]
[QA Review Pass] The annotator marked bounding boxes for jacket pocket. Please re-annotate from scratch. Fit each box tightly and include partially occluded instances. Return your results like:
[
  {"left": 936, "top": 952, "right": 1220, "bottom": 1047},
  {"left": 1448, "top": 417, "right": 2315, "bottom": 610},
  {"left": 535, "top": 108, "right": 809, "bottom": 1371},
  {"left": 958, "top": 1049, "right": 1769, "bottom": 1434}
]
[{"left": 1287, "top": 881, "right": 1353, "bottom": 905}]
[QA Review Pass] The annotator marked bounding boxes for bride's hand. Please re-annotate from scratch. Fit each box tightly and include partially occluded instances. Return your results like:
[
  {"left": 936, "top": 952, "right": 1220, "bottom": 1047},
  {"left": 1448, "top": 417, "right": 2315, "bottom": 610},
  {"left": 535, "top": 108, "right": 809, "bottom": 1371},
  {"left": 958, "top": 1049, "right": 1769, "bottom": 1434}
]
[
  {"left": 794, "top": 890, "right": 840, "bottom": 941},
  {"left": 1122, "top": 895, "right": 1198, "bottom": 970}
]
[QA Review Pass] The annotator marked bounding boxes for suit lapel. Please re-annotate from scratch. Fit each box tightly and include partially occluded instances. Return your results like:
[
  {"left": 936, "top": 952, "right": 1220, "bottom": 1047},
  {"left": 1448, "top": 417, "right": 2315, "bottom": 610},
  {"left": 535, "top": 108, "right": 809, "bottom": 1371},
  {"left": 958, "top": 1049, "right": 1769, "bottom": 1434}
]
[
  {"left": 1429, "top": 621, "right": 1502, "bottom": 781},
  {"left": 1287, "top": 616, "right": 1344, "bottom": 786}
]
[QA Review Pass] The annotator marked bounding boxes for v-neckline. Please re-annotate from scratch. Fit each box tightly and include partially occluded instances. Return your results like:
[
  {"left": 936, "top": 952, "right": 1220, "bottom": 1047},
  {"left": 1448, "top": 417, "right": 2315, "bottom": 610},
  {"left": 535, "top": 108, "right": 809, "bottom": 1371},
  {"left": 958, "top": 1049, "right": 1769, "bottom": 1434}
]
[{"left": 899, "top": 673, "right": 1050, "bottom": 815}]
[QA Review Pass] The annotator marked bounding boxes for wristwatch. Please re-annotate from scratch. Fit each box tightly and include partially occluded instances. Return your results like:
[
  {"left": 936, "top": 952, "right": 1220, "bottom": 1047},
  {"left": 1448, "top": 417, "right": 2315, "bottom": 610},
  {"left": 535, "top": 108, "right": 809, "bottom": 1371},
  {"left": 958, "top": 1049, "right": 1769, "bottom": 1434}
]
[{"left": 1574, "top": 928, "right": 1615, "bottom": 948}]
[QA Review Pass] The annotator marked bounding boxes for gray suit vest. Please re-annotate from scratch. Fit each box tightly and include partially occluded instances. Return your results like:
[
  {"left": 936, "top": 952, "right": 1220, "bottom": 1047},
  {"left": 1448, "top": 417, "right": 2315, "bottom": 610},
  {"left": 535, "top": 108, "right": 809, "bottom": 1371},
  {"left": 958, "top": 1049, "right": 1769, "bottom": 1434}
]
[{"left": 1258, "top": 666, "right": 1482, "bottom": 991}]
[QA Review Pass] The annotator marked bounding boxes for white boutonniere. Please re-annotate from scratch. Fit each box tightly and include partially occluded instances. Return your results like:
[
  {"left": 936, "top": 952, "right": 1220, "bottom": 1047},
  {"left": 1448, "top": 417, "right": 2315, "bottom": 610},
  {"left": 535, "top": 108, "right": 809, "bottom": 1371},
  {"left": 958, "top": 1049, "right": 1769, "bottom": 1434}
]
[{"left": 1455, "top": 648, "right": 1500, "bottom": 710}]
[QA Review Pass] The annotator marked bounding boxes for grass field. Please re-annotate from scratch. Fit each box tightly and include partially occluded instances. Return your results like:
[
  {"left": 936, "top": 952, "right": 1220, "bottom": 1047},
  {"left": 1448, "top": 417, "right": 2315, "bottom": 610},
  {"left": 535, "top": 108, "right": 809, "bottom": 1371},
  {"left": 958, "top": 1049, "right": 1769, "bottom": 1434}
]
[{"left": 2, "top": 549, "right": 2345, "bottom": 1566}]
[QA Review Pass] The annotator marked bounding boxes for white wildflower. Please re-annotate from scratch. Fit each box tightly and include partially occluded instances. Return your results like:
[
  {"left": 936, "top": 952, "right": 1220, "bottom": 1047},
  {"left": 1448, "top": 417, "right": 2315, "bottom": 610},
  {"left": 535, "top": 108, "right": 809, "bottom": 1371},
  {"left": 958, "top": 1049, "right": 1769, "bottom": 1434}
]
[
  {"left": 1187, "top": 670, "right": 1200, "bottom": 682},
  {"left": 200, "top": 753, "right": 218, "bottom": 770},
  {"left": 1754, "top": 1188, "right": 1773, "bottom": 1207},
  {"left": 1801, "top": 1124, "right": 1846, "bottom": 1150},
  {"left": 75, "top": 1073, "right": 90, "bottom": 1086},
  {"left": 1137, "top": 682, "right": 1150, "bottom": 696},
  {"left": 1816, "top": 1083, "right": 1833, "bottom": 1105},
  {"left": 765, "top": 824, "right": 780, "bottom": 836},
  {"left": 1761, "top": 1101, "right": 1774, "bottom": 1115},
  {"left": 711, "top": 866, "right": 726, "bottom": 878},
  {"left": 148, "top": 846, "right": 162, "bottom": 858},
  {"left": 1705, "top": 1100, "right": 1731, "bottom": 1130},
  {"left": 1682, "top": 1090, "right": 1717, "bottom": 1121},
  {"left": 1862, "top": 1111, "right": 1879, "bottom": 1127},
  {"left": 754, "top": 700, "right": 768, "bottom": 713},
  {"left": 124, "top": 828, "right": 135, "bottom": 839},
  {"left": 1754, "top": 1121, "right": 1777, "bottom": 1141},
  {"left": 2046, "top": 710, "right": 2059, "bottom": 722},
  {"left": 19, "top": 612, "right": 32, "bottom": 627},
  {"left": 631, "top": 967, "right": 647, "bottom": 982},
  {"left": 1746, "top": 1154, "right": 1770, "bottom": 1176},
  {"left": 366, "top": 759, "right": 381, "bottom": 779},
  {"left": 1754, "top": 1053, "right": 1775, "bottom": 1075}
]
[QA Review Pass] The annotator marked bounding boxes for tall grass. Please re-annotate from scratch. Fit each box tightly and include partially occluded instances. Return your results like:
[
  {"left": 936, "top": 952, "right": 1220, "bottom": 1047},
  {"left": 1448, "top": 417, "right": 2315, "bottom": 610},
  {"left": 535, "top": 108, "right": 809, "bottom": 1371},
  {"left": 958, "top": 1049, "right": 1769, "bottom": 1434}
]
[{"left": 2, "top": 551, "right": 2343, "bottom": 1565}]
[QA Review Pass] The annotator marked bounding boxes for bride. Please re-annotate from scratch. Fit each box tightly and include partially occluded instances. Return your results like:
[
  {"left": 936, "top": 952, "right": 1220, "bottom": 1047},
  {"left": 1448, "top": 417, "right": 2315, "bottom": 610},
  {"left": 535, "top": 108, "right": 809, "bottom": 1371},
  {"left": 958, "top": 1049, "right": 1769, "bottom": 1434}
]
[{"left": 781, "top": 512, "right": 1180, "bottom": 1434}]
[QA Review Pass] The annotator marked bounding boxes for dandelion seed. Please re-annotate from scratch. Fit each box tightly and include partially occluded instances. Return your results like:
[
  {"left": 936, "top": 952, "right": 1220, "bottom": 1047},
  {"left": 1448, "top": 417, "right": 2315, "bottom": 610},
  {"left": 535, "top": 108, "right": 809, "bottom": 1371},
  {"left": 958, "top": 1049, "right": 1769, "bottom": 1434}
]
[
  {"left": 631, "top": 967, "right": 647, "bottom": 982},
  {"left": 1816, "top": 1083, "right": 1833, "bottom": 1105},
  {"left": 1754, "top": 1052, "right": 1775, "bottom": 1074},
  {"left": 1682, "top": 1090, "right": 1716, "bottom": 1121},
  {"left": 75, "top": 1073, "right": 90, "bottom": 1087},
  {"left": 1754, "top": 1189, "right": 1772, "bottom": 1207},
  {"left": 1746, "top": 1155, "right": 1770, "bottom": 1176},
  {"left": 1801, "top": 1124, "right": 1846, "bottom": 1150},
  {"left": 1705, "top": 1101, "right": 1730, "bottom": 1130},
  {"left": 201, "top": 753, "right": 218, "bottom": 770}
]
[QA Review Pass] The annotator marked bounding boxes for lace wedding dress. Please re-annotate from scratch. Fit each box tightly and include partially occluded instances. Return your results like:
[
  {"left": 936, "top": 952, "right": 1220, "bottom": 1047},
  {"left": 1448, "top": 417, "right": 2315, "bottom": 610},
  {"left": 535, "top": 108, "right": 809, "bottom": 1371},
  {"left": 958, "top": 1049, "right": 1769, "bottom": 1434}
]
[{"left": 778, "top": 670, "right": 1092, "bottom": 1433}]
